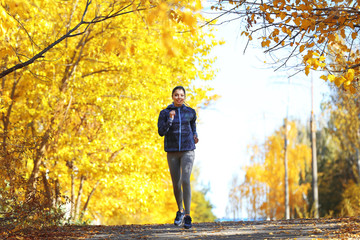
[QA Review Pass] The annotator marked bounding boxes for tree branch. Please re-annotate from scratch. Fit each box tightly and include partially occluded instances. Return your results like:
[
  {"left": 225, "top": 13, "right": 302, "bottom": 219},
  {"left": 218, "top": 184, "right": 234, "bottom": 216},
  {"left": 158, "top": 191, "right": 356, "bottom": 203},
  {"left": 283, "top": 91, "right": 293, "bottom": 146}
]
[
  {"left": 0, "top": 20, "right": 83, "bottom": 79},
  {"left": 0, "top": 1, "right": 151, "bottom": 79}
]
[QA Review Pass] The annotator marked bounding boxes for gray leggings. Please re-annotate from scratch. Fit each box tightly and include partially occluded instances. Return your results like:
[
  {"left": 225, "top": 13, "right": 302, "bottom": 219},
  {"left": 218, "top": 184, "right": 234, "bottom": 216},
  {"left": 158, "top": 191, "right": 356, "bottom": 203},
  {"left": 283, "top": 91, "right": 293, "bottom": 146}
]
[{"left": 167, "top": 151, "right": 195, "bottom": 215}]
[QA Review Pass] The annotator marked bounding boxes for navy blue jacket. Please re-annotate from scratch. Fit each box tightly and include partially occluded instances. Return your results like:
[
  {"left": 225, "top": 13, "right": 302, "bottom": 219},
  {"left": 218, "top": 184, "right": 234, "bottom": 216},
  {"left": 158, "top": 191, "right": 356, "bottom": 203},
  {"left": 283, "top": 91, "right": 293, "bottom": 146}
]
[{"left": 158, "top": 103, "right": 197, "bottom": 152}]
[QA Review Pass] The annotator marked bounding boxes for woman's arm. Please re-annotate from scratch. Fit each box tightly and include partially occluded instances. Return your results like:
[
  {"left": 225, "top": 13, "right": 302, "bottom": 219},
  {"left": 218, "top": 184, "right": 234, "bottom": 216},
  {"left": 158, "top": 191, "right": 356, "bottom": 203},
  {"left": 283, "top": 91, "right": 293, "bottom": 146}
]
[
  {"left": 190, "top": 110, "right": 198, "bottom": 143},
  {"left": 158, "top": 110, "right": 173, "bottom": 136}
]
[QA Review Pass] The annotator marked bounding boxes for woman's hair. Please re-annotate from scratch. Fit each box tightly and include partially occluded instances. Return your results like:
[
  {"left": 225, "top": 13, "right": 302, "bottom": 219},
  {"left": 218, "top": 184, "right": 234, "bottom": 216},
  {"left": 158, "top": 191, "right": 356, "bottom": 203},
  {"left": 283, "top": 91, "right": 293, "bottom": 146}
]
[{"left": 172, "top": 86, "right": 186, "bottom": 96}]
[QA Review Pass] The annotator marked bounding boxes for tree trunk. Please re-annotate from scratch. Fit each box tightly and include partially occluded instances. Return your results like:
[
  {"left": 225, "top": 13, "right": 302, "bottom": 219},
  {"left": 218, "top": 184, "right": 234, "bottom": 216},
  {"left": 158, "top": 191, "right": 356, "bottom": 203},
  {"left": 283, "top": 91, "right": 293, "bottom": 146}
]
[
  {"left": 284, "top": 118, "right": 290, "bottom": 220},
  {"left": 27, "top": 127, "right": 52, "bottom": 198},
  {"left": 68, "top": 159, "right": 75, "bottom": 220},
  {"left": 357, "top": 128, "right": 360, "bottom": 183},
  {"left": 42, "top": 171, "right": 53, "bottom": 207},
  {"left": 55, "top": 179, "right": 61, "bottom": 206},
  {"left": 311, "top": 77, "right": 319, "bottom": 218},
  {"left": 80, "top": 180, "right": 100, "bottom": 222},
  {"left": 1, "top": 74, "right": 19, "bottom": 193},
  {"left": 75, "top": 175, "right": 85, "bottom": 220},
  {"left": 71, "top": 172, "right": 75, "bottom": 220}
]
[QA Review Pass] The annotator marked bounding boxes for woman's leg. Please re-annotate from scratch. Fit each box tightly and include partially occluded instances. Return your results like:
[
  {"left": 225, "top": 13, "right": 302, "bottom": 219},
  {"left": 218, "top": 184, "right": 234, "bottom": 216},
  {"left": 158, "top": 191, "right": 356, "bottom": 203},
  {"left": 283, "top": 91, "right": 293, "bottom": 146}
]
[
  {"left": 167, "top": 152, "right": 183, "bottom": 211},
  {"left": 180, "top": 150, "right": 195, "bottom": 215}
]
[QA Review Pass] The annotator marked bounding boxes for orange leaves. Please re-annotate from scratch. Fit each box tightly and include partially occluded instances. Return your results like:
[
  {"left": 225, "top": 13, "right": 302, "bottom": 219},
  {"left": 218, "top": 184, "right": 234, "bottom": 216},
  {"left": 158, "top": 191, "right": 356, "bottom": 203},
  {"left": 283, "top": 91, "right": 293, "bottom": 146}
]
[
  {"left": 351, "top": 32, "right": 358, "bottom": 40},
  {"left": 300, "top": 19, "right": 312, "bottom": 30},
  {"left": 272, "top": 28, "right": 280, "bottom": 37},
  {"left": 261, "top": 39, "right": 271, "bottom": 47},
  {"left": 279, "top": 11, "right": 287, "bottom": 20},
  {"left": 281, "top": 25, "right": 291, "bottom": 36},
  {"left": 231, "top": 0, "right": 360, "bottom": 94},
  {"left": 259, "top": 3, "right": 269, "bottom": 12},
  {"left": 340, "top": 28, "right": 346, "bottom": 38},
  {"left": 294, "top": 17, "right": 301, "bottom": 26},
  {"left": 299, "top": 44, "right": 305, "bottom": 53}
]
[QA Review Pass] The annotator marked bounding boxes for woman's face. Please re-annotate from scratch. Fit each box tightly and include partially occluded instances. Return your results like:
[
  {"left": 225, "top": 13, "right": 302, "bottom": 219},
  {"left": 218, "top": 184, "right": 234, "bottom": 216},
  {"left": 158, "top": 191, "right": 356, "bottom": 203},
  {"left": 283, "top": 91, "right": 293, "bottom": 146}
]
[{"left": 172, "top": 89, "right": 185, "bottom": 107}]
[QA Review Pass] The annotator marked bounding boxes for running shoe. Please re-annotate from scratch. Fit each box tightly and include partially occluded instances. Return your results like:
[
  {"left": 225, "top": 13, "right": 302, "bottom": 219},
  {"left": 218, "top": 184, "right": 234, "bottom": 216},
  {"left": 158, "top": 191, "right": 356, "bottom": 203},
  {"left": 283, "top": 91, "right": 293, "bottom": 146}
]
[
  {"left": 174, "top": 211, "right": 185, "bottom": 226},
  {"left": 184, "top": 215, "right": 192, "bottom": 229}
]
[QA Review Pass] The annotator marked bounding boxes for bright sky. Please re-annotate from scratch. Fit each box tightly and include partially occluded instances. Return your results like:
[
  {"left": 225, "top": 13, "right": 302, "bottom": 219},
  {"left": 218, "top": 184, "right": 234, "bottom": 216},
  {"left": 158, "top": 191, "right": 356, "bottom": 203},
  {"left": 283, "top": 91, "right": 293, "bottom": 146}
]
[{"left": 194, "top": 14, "right": 331, "bottom": 219}]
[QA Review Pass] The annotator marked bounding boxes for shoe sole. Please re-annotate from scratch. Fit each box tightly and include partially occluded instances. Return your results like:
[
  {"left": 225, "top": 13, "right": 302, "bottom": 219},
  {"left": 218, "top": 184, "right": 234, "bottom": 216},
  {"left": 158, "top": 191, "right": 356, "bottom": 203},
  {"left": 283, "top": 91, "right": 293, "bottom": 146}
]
[{"left": 174, "top": 219, "right": 184, "bottom": 226}]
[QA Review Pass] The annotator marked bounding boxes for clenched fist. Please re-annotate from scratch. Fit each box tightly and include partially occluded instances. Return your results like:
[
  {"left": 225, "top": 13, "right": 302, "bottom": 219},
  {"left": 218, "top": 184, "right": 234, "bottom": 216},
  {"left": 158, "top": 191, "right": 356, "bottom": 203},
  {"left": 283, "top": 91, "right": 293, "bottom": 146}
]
[
  {"left": 194, "top": 135, "right": 199, "bottom": 144},
  {"left": 169, "top": 110, "right": 176, "bottom": 120}
]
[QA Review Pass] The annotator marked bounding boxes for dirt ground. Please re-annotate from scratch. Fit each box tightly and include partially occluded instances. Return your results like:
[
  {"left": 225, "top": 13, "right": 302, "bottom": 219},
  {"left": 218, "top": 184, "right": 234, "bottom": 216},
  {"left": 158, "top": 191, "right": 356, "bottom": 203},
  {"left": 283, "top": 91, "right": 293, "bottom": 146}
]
[{"left": 3, "top": 217, "right": 360, "bottom": 239}]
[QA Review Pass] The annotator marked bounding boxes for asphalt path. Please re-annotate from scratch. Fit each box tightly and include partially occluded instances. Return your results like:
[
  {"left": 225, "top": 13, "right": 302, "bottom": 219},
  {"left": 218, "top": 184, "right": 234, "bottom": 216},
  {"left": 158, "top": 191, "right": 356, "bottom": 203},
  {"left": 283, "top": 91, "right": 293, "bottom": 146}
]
[
  {"left": 4, "top": 217, "right": 359, "bottom": 239},
  {"left": 86, "top": 218, "right": 360, "bottom": 239}
]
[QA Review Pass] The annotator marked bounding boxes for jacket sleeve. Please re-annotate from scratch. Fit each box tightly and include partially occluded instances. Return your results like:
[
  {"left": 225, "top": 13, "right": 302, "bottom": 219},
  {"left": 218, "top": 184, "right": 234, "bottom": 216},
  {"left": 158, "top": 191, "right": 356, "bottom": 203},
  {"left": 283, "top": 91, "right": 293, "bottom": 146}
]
[
  {"left": 158, "top": 110, "right": 173, "bottom": 137},
  {"left": 190, "top": 109, "right": 197, "bottom": 137}
]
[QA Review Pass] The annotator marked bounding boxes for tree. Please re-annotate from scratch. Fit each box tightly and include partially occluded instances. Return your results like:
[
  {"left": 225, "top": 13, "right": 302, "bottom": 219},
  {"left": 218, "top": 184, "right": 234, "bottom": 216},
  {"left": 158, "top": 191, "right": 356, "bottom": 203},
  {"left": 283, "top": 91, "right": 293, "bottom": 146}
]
[
  {"left": 0, "top": 0, "right": 201, "bottom": 78},
  {"left": 0, "top": 0, "right": 220, "bottom": 227},
  {"left": 315, "top": 86, "right": 360, "bottom": 217},
  {"left": 191, "top": 167, "right": 217, "bottom": 222},
  {"left": 228, "top": 121, "right": 312, "bottom": 220},
  {"left": 210, "top": 0, "right": 360, "bottom": 93}
]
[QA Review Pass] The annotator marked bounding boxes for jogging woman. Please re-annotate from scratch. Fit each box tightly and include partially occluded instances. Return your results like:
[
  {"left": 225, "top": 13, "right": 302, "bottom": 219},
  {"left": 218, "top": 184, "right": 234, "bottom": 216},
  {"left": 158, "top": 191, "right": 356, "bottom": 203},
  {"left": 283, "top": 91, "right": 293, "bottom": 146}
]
[{"left": 157, "top": 86, "right": 199, "bottom": 229}]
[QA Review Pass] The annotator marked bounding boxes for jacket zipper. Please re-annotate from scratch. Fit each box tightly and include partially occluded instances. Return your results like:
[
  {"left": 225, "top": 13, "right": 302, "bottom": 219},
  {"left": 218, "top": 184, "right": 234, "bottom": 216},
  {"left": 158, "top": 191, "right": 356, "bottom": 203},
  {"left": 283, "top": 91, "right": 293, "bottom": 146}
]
[{"left": 178, "top": 108, "right": 181, "bottom": 151}]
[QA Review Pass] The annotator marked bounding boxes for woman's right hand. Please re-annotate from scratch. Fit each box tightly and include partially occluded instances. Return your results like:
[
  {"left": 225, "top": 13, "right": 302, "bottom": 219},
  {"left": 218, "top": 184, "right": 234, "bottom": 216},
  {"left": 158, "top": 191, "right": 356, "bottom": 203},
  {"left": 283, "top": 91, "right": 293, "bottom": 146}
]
[{"left": 169, "top": 110, "right": 176, "bottom": 120}]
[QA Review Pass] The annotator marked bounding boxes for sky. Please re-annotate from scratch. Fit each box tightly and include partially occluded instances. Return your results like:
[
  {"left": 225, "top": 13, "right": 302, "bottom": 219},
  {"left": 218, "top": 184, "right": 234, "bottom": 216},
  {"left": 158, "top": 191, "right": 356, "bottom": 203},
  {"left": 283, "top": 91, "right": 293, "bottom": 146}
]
[{"left": 193, "top": 13, "right": 331, "bottom": 219}]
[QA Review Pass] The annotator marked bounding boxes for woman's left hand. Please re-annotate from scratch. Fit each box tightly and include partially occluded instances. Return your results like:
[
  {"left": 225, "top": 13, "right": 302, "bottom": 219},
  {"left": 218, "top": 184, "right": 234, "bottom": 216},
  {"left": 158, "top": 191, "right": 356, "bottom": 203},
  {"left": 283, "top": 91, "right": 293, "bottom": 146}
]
[{"left": 194, "top": 135, "right": 199, "bottom": 144}]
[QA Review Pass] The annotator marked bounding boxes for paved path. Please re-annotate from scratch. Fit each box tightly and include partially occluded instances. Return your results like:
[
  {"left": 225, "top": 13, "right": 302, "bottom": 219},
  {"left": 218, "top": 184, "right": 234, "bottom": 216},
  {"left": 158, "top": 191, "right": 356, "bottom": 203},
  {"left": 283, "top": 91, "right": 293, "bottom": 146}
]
[
  {"left": 86, "top": 218, "right": 360, "bottom": 239},
  {"left": 3, "top": 217, "right": 360, "bottom": 239}
]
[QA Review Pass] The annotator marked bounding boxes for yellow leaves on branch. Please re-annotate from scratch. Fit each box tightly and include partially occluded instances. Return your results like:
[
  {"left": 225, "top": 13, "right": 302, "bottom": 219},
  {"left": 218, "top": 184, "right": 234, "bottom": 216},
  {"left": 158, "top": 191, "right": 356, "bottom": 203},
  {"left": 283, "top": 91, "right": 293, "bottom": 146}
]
[
  {"left": 323, "top": 69, "right": 356, "bottom": 93},
  {"left": 1, "top": 0, "right": 219, "bottom": 224},
  {"left": 303, "top": 50, "right": 326, "bottom": 75}
]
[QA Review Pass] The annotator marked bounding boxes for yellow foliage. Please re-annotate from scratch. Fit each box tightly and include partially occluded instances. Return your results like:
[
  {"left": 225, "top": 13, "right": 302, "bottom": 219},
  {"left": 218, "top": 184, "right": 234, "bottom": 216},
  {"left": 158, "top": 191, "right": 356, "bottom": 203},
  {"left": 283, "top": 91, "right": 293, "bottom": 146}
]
[
  {"left": 229, "top": 121, "right": 312, "bottom": 220},
  {"left": 340, "top": 182, "right": 360, "bottom": 217},
  {"left": 345, "top": 69, "right": 355, "bottom": 82},
  {"left": 335, "top": 76, "right": 346, "bottom": 87},
  {"left": 328, "top": 75, "right": 335, "bottom": 82},
  {"left": 0, "top": 0, "right": 220, "bottom": 225}
]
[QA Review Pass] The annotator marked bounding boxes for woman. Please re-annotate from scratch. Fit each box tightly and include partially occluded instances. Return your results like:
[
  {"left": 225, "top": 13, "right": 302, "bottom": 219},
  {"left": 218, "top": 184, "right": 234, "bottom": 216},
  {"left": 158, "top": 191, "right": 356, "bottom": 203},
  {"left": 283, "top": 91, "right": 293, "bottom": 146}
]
[{"left": 157, "top": 86, "right": 199, "bottom": 229}]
